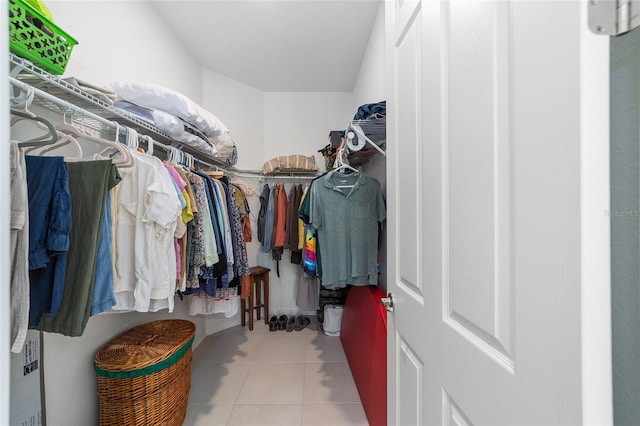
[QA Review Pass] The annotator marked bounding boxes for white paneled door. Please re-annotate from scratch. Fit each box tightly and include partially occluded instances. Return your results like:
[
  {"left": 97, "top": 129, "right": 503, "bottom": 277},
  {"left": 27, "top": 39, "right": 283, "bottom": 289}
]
[{"left": 385, "top": 0, "right": 612, "bottom": 424}]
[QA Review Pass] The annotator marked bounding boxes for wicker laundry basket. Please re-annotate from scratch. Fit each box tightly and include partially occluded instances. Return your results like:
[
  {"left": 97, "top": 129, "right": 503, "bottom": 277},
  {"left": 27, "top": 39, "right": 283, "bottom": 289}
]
[{"left": 94, "top": 319, "right": 196, "bottom": 426}]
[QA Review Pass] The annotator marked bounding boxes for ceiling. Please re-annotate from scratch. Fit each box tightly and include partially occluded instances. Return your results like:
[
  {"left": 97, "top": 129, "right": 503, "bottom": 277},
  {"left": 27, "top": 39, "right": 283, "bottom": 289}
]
[{"left": 151, "top": 0, "right": 382, "bottom": 92}]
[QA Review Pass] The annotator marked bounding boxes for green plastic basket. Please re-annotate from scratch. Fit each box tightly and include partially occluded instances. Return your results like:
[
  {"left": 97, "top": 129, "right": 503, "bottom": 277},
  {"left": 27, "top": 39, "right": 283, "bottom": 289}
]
[{"left": 8, "top": 0, "right": 78, "bottom": 75}]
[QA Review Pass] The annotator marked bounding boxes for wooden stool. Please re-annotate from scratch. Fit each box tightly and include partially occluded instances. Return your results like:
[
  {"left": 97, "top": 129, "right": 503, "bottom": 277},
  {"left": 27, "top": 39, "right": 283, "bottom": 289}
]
[{"left": 241, "top": 266, "right": 270, "bottom": 331}]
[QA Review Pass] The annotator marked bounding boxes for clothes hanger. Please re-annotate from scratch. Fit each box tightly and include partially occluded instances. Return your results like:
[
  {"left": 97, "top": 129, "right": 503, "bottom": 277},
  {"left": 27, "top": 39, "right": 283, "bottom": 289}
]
[
  {"left": 333, "top": 145, "right": 359, "bottom": 173},
  {"left": 24, "top": 130, "right": 84, "bottom": 161},
  {"left": 10, "top": 85, "right": 59, "bottom": 147},
  {"left": 167, "top": 146, "right": 183, "bottom": 168},
  {"left": 22, "top": 106, "right": 83, "bottom": 160},
  {"left": 11, "top": 109, "right": 59, "bottom": 148},
  {"left": 331, "top": 142, "right": 360, "bottom": 189},
  {"left": 206, "top": 167, "right": 225, "bottom": 179},
  {"left": 10, "top": 96, "right": 59, "bottom": 148},
  {"left": 168, "top": 146, "right": 178, "bottom": 164},
  {"left": 142, "top": 135, "right": 154, "bottom": 156},
  {"left": 56, "top": 116, "right": 134, "bottom": 168},
  {"left": 185, "top": 153, "right": 195, "bottom": 170}
]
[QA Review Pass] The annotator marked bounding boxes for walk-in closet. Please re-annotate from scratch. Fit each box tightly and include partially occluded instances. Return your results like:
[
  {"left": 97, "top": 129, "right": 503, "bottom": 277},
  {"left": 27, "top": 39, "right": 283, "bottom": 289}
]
[
  {"left": 5, "top": 1, "right": 387, "bottom": 425},
  {"left": 3, "top": 1, "right": 623, "bottom": 425}
]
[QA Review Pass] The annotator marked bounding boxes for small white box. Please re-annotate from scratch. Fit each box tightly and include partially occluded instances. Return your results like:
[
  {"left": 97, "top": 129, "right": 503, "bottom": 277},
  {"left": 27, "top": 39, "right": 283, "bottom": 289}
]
[{"left": 10, "top": 330, "right": 42, "bottom": 426}]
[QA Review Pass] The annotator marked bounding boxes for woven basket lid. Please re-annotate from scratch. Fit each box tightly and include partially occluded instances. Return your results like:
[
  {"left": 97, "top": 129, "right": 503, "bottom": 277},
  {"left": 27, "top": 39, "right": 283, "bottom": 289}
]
[{"left": 95, "top": 320, "right": 196, "bottom": 373}]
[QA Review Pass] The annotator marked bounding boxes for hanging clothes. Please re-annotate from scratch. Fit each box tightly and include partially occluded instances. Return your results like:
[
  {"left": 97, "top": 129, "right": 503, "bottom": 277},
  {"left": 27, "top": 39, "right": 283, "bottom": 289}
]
[
  {"left": 257, "top": 183, "right": 270, "bottom": 243},
  {"left": 306, "top": 170, "right": 386, "bottom": 290},
  {"left": 25, "top": 155, "right": 72, "bottom": 327},
  {"left": 173, "top": 166, "right": 196, "bottom": 292},
  {"left": 298, "top": 178, "right": 322, "bottom": 279},
  {"left": 185, "top": 172, "right": 208, "bottom": 290},
  {"left": 90, "top": 192, "right": 116, "bottom": 316},
  {"left": 111, "top": 152, "right": 181, "bottom": 314},
  {"left": 208, "top": 177, "right": 229, "bottom": 275},
  {"left": 295, "top": 269, "right": 320, "bottom": 312},
  {"left": 185, "top": 175, "right": 249, "bottom": 317},
  {"left": 272, "top": 183, "right": 288, "bottom": 248},
  {"left": 302, "top": 226, "right": 318, "bottom": 278},
  {"left": 233, "top": 184, "right": 252, "bottom": 243},
  {"left": 262, "top": 185, "right": 275, "bottom": 253},
  {"left": 192, "top": 172, "right": 224, "bottom": 291},
  {"left": 163, "top": 163, "right": 192, "bottom": 283},
  {"left": 212, "top": 178, "right": 235, "bottom": 280},
  {"left": 10, "top": 142, "right": 30, "bottom": 353},
  {"left": 39, "top": 160, "right": 121, "bottom": 337},
  {"left": 194, "top": 175, "right": 219, "bottom": 270},
  {"left": 271, "top": 183, "right": 288, "bottom": 276},
  {"left": 221, "top": 176, "right": 250, "bottom": 279},
  {"left": 189, "top": 172, "right": 228, "bottom": 297},
  {"left": 298, "top": 183, "right": 309, "bottom": 251},
  {"left": 285, "top": 184, "right": 303, "bottom": 264}
]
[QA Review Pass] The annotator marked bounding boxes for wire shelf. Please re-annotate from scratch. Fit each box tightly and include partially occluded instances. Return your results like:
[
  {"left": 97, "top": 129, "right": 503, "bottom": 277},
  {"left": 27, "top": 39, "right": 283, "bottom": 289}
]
[
  {"left": 9, "top": 53, "right": 232, "bottom": 169},
  {"left": 345, "top": 118, "right": 386, "bottom": 167}
]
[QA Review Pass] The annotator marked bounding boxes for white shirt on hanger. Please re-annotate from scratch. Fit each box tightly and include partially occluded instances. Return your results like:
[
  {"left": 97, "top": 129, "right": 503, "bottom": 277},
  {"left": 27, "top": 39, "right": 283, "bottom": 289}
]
[{"left": 113, "top": 151, "right": 182, "bottom": 313}]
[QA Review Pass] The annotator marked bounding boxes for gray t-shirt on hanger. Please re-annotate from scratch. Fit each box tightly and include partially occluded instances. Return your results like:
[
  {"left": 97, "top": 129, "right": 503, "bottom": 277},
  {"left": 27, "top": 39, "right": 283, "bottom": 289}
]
[{"left": 309, "top": 170, "right": 386, "bottom": 290}]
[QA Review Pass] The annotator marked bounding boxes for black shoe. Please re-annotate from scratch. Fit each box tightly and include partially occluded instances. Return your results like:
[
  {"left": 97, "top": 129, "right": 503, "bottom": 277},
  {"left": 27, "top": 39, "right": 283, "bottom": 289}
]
[
  {"left": 295, "top": 316, "right": 311, "bottom": 331},
  {"left": 278, "top": 315, "right": 288, "bottom": 331},
  {"left": 285, "top": 316, "right": 297, "bottom": 332},
  {"left": 268, "top": 316, "right": 278, "bottom": 332}
]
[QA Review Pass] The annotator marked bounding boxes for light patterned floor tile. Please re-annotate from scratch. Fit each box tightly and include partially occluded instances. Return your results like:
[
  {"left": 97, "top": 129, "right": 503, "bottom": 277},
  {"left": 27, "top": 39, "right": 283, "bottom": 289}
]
[
  {"left": 183, "top": 404, "right": 234, "bottom": 426},
  {"left": 303, "top": 362, "right": 361, "bottom": 404},
  {"left": 226, "top": 404, "right": 303, "bottom": 426},
  {"left": 189, "top": 362, "right": 250, "bottom": 405},
  {"left": 305, "top": 334, "right": 348, "bottom": 363},
  {"left": 301, "top": 403, "right": 368, "bottom": 425},
  {"left": 236, "top": 362, "right": 306, "bottom": 404}
]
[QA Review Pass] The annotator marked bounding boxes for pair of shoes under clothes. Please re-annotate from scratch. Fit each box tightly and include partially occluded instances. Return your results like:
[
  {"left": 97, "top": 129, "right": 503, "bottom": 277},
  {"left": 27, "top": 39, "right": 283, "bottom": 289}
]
[{"left": 268, "top": 315, "right": 310, "bottom": 332}]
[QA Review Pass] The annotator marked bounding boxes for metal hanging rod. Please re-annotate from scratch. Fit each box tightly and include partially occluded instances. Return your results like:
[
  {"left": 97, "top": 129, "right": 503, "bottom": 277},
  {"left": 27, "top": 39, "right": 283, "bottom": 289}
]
[
  {"left": 230, "top": 171, "right": 319, "bottom": 181},
  {"left": 9, "top": 77, "right": 223, "bottom": 170}
]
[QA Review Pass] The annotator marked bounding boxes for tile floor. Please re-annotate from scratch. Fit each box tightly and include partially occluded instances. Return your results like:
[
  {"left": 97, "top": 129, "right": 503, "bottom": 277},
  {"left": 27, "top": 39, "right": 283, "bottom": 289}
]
[{"left": 183, "top": 317, "right": 368, "bottom": 426}]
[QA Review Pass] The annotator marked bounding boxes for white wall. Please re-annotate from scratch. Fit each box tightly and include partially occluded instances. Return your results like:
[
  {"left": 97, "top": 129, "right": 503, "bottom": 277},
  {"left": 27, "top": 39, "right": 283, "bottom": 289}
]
[
  {"left": 353, "top": 3, "right": 386, "bottom": 109},
  {"left": 263, "top": 92, "right": 354, "bottom": 171},
  {"left": 47, "top": 1, "right": 203, "bottom": 102},
  {"left": 202, "top": 69, "right": 265, "bottom": 171}
]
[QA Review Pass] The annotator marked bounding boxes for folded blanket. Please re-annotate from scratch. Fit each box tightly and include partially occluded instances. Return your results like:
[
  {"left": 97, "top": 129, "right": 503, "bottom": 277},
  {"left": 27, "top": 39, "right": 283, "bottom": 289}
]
[
  {"left": 110, "top": 81, "right": 229, "bottom": 137},
  {"left": 63, "top": 77, "right": 117, "bottom": 105},
  {"left": 262, "top": 155, "right": 318, "bottom": 175}
]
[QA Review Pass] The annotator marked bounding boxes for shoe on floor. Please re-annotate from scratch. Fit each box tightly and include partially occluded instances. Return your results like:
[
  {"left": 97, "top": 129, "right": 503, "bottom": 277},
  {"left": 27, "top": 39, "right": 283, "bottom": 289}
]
[
  {"left": 285, "top": 316, "right": 297, "bottom": 332},
  {"left": 268, "top": 316, "right": 278, "bottom": 332},
  {"left": 278, "top": 315, "right": 288, "bottom": 331},
  {"left": 295, "top": 316, "right": 311, "bottom": 331}
]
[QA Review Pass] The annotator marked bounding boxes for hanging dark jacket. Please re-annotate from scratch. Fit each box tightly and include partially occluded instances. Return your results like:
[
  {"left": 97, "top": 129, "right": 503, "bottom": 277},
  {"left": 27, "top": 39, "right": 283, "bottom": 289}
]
[{"left": 257, "top": 183, "right": 270, "bottom": 243}]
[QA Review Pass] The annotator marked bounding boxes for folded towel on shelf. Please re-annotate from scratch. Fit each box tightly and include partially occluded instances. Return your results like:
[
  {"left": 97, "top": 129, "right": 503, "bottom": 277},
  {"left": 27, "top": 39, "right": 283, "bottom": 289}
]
[{"left": 262, "top": 155, "right": 318, "bottom": 175}]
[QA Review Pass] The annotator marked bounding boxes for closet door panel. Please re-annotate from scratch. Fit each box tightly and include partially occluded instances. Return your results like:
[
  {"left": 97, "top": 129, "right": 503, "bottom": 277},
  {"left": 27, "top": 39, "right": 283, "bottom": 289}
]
[
  {"left": 396, "top": 5, "right": 423, "bottom": 295},
  {"left": 444, "top": 0, "right": 513, "bottom": 359}
]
